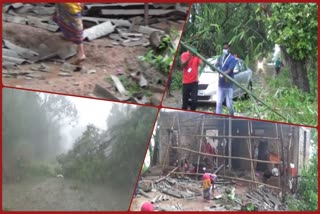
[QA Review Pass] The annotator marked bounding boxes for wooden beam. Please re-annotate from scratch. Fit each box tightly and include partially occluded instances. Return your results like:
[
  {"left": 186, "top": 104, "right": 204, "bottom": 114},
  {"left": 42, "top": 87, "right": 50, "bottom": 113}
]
[{"left": 169, "top": 145, "right": 282, "bottom": 164}]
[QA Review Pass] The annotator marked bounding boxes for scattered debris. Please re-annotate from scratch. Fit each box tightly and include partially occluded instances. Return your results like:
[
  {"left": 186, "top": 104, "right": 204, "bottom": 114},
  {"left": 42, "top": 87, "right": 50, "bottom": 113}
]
[
  {"left": 3, "top": 3, "right": 188, "bottom": 105},
  {"left": 83, "top": 21, "right": 115, "bottom": 41},
  {"left": 60, "top": 63, "right": 82, "bottom": 73},
  {"left": 88, "top": 69, "right": 97, "bottom": 74}
]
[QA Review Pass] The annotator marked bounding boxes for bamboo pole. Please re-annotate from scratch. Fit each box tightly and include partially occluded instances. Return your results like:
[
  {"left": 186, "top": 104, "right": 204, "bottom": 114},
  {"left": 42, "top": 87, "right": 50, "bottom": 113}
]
[
  {"left": 228, "top": 117, "right": 232, "bottom": 171},
  {"left": 248, "top": 120, "right": 257, "bottom": 189},
  {"left": 169, "top": 172, "right": 281, "bottom": 190},
  {"left": 159, "top": 132, "right": 281, "bottom": 140},
  {"left": 180, "top": 41, "right": 290, "bottom": 123},
  {"left": 276, "top": 124, "right": 281, "bottom": 188},
  {"left": 162, "top": 115, "right": 175, "bottom": 170},
  {"left": 169, "top": 145, "right": 282, "bottom": 164},
  {"left": 280, "top": 125, "right": 286, "bottom": 201},
  {"left": 196, "top": 115, "right": 205, "bottom": 180},
  {"left": 223, "top": 118, "right": 226, "bottom": 177},
  {"left": 144, "top": 3, "right": 149, "bottom": 26}
]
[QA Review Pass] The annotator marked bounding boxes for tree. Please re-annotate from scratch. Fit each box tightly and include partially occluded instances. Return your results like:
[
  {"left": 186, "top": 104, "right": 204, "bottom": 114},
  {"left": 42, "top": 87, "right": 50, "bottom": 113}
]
[
  {"left": 181, "top": 3, "right": 272, "bottom": 63},
  {"left": 297, "top": 130, "right": 318, "bottom": 210},
  {"left": 2, "top": 89, "right": 78, "bottom": 182},
  {"left": 267, "top": 3, "right": 318, "bottom": 93}
]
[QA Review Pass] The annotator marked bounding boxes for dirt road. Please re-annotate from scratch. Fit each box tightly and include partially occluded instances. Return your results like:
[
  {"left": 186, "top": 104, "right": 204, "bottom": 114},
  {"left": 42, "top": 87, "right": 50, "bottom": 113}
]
[{"left": 2, "top": 177, "right": 130, "bottom": 211}]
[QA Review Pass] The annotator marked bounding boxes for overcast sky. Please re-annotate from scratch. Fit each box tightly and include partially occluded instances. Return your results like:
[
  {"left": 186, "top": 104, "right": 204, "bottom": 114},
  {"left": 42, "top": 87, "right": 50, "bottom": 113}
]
[{"left": 60, "top": 96, "right": 114, "bottom": 152}]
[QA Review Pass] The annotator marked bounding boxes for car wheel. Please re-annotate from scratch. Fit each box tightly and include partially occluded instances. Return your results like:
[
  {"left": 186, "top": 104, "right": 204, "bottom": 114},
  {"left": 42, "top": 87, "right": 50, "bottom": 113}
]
[{"left": 244, "top": 80, "right": 253, "bottom": 99}]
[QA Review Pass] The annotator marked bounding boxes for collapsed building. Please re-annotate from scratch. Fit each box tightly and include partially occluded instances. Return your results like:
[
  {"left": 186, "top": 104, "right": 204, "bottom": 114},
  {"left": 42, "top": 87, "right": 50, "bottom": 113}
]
[
  {"left": 135, "top": 111, "right": 314, "bottom": 211},
  {"left": 157, "top": 111, "right": 311, "bottom": 191}
]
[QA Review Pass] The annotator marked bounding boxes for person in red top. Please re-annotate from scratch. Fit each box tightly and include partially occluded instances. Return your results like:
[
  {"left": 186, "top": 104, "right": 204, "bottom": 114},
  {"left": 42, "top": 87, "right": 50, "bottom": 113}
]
[{"left": 181, "top": 50, "right": 203, "bottom": 110}]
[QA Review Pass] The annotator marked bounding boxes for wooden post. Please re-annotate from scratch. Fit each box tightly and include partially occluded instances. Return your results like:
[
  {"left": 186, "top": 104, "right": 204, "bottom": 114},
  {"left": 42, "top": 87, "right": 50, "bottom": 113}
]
[
  {"left": 196, "top": 115, "right": 205, "bottom": 180},
  {"left": 223, "top": 119, "right": 226, "bottom": 177},
  {"left": 276, "top": 123, "right": 281, "bottom": 188},
  {"left": 247, "top": 120, "right": 255, "bottom": 190},
  {"left": 280, "top": 125, "right": 286, "bottom": 202},
  {"left": 228, "top": 117, "right": 232, "bottom": 171},
  {"left": 168, "top": 145, "right": 282, "bottom": 164},
  {"left": 177, "top": 113, "right": 181, "bottom": 146},
  {"left": 144, "top": 3, "right": 149, "bottom": 26}
]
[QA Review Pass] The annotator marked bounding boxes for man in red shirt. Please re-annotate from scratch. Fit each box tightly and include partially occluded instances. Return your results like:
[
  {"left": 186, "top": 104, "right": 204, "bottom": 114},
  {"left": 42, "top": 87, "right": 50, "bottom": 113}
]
[{"left": 181, "top": 50, "right": 203, "bottom": 110}]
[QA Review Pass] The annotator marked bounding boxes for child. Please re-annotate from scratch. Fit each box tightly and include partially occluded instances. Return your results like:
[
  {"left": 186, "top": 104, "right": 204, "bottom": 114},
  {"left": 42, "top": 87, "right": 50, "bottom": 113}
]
[{"left": 202, "top": 173, "right": 212, "bottom": 202}]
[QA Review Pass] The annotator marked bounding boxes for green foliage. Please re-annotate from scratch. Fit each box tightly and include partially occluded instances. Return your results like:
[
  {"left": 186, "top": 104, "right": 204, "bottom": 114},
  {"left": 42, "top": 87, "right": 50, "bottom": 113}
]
[
  {"left": 267, "top": 3, "right": 318, "bottom": 61},
  {"left": 2, "top": 89, "right": 78, "bottom": 182},
  {"left": 57, "top": 105, "right": 157, "bottom": 192},
  {"left": 139, "top": 47, "right": 176, "bottom": 74},
  {"left": 25, "top": 163, "right": 52, "bottom": 178},
  {"left": 182, "top": 3, "right": 271, "bottom": 62},
  {"left": 287, "top": 131, "right": 318, "bottom": 211},
  {"left": 298, "top": 131, "right": 318, "bottom": 210},
  {"left": 57, "top": 124, "right": 106, "bottom": 183},
  {"left": 105, "top": 106, "right": 157, "bottom": 189},
  {"left": 106, "top": 75, "right": 152, "bottom": 98},
  {"left": 139, "top": 33, "right": 176, "bottom": 74},
  {"left": 171, "top": 70, "right": 183, "bottom": 90},
  {"left": 234, "top": 68, "right": 317, "bottom": 126}
]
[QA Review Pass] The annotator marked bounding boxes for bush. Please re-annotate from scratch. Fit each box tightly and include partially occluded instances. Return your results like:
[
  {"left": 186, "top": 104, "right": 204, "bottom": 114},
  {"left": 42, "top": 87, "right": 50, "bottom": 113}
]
[
  {"left": 234, "top": 67, "right": 317, "bottom": 126},
  {"left": 171, "top": 70, "right": 183, "bottom": 90}
]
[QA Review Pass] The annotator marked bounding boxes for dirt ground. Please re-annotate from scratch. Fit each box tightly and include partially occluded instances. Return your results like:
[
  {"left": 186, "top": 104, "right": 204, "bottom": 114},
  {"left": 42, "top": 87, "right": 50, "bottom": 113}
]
[
  {"left": 2, "top": 177, "right": 130, "bottom": 211},
  {"left": 2, "top": 21, "right": 183, "bottom": 100}
]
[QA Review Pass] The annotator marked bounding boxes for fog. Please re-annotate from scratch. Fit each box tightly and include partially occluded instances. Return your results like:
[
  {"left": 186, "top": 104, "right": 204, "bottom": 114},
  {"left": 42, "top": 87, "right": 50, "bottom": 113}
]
[
  {"left": 59, "top": 96, "right": 111, "bottom": 152},
  {"left": 2, "top": 88, "right": 157, "bottom": 211}
]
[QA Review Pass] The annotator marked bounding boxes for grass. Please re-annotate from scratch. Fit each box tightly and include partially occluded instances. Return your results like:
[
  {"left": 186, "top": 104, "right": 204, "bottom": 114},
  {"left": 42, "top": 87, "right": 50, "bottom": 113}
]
[{"left": 234, "top": 67, "right": 318, "bottom": 126}]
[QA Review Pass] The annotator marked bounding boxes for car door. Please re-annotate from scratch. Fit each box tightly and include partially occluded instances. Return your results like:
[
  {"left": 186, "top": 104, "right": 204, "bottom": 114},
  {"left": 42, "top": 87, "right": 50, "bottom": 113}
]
[
  {"left": 239, "top": 61, "right": 250, "bottom": 96},
  {"left": 233, "top": 60, "right": 242, "bottom": 97}
]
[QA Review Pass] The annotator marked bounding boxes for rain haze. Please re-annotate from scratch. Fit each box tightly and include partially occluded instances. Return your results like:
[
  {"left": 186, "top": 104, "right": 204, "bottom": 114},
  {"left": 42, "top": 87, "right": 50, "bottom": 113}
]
[
  {"left": 60, "top": 97, "right": 111, "bottom": 152},
  {"left": 3, "top": 88, "right": 157, "bottom": 211}
]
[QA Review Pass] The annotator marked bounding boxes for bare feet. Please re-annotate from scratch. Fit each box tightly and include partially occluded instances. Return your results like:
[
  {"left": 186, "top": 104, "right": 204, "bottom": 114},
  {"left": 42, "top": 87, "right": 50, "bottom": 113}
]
[{"left": 72, "top": 56, "right": 86, "bottom": 65}]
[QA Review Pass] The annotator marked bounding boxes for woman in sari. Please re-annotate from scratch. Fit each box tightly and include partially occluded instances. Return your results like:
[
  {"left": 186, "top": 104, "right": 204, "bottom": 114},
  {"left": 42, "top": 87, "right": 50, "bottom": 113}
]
[{"left": 53, "top": 3, "right": 86, "bottom": 64}]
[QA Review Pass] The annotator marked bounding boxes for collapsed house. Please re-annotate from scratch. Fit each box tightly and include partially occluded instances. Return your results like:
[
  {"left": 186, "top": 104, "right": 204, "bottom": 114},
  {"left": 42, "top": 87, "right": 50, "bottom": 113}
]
[{"left": 135, "top": 111, "right": 313, "bottom": 211}]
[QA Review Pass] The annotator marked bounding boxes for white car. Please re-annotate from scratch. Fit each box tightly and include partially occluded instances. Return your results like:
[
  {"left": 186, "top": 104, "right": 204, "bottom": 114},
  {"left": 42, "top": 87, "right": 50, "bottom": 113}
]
[{"left": 197, "top": 57, "right": 253, "bottom": 103}]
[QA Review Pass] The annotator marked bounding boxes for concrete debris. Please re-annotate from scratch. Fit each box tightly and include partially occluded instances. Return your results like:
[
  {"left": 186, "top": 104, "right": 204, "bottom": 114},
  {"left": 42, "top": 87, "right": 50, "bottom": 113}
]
[
  {"left": 2, "top": 56, "right": 30, "bottom": 65},
  {"left": 2, "top": 62, "right": 18, "bottom": 69},
  {"left": 110, "top": 75, "right": 128, "bottom": 95},
  {"left": 137, "top": 175, "right": 288, "bottom": 211},
  {"left": 31, "top": 63, "right": 49, "bottom": 72},
  {"left": 131, "top": 25, "right": 165, "bottom": 36},
  {"left": 139, "top": 189, "right": 152, "bottom": 199},
  {"left": 93, "top": 82, "right": 121, "bottom": 100},
  {"left": 3, "top": 39, "right": 39, "bottom": 60},
  {"left": 133, "top": 96, "right": 150, "bottom": 105},
  {"left": 3, "top": 3, "right": 182, "bottom": 105},
  {"left": 58, "top": 72, "right": 73, "bottom": 77},
  {"left": 83, "top": 21, "right": 116, "bottom": 41},
  {"left": 60, "top": 63, "right": 82, "bottom": 73},
  {"left": 88, "top": 69, "right": 97, "bottom": 74}
]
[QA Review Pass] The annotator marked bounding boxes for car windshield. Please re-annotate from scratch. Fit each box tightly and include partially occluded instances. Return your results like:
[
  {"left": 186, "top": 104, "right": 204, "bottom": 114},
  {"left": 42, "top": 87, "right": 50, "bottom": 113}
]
[{"left": 203, "top": 57, "right": 219, "bottom": 73}]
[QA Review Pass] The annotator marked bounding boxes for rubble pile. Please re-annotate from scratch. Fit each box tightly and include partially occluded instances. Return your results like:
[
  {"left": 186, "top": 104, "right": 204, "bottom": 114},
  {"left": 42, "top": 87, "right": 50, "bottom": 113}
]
[
  {"left": 137, "top": 175, "right": 288, "bottom": 211},
  {"left": 2, "top": 3, "right": 188, "bottom": 105}
]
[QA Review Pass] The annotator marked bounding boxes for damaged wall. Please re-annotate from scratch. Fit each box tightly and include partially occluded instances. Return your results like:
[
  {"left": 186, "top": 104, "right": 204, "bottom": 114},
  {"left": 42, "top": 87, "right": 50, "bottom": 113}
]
[{"left": 158, "top": 112, "right": 312, "bottom": 176}]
